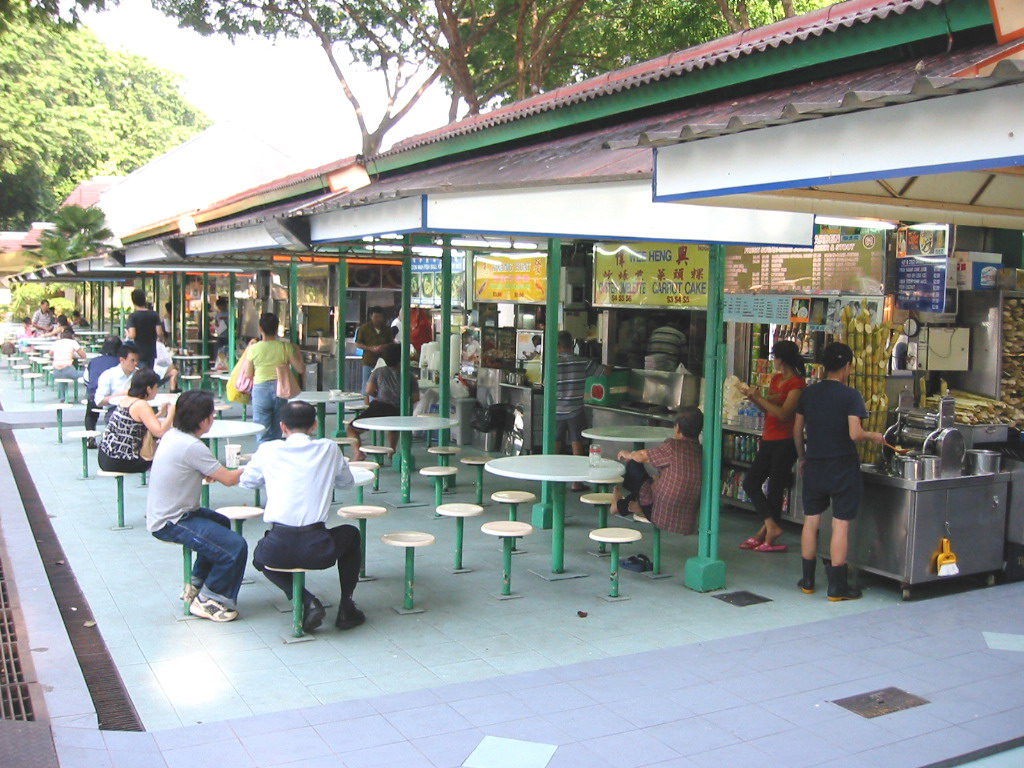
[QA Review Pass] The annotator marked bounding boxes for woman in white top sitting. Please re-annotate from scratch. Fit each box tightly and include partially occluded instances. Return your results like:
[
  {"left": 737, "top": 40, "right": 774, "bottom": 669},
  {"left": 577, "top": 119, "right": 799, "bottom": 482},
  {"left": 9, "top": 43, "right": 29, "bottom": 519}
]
[{"left": 50, "top": 328, "right": 86, "bottom": 380}]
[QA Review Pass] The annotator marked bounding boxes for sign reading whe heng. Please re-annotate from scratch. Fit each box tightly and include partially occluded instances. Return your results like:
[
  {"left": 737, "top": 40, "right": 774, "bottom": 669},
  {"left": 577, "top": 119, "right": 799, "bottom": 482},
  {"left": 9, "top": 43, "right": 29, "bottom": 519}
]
[{"left": 593, "top": 242, "right": 710, "bottom": 308}]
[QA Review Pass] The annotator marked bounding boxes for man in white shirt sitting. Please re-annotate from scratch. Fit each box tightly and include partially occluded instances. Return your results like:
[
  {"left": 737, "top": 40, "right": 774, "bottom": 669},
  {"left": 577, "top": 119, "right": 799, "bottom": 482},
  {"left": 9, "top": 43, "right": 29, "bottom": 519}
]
[
  {"left": 94, "top": 343, "right": 140, "bottom": 417},
  {"left": 240, "top": 401, "right": 364, "bottom": 633}
]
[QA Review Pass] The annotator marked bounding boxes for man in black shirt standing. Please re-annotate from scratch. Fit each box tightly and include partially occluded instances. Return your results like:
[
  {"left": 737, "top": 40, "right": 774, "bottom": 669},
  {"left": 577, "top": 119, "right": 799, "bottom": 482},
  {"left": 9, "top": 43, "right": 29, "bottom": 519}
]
[
  {"left": 126, "top": 288, "right": 164, "bottom": 369},
  {"left": 793, "top": 342, "right": 884, "bottom": 601}
]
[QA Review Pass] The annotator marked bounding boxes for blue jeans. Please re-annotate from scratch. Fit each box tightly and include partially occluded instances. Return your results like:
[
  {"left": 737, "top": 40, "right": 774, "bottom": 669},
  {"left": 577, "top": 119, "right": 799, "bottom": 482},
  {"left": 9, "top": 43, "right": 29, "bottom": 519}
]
[
  {"left": 152, "top": 508, "right": 247, "bottom": 608},
  {"left": 360, "top": 365, "right": 373, "bottom": 393},
  {"left": 252, "top": 379, "right": 285, "bottom": 443}
]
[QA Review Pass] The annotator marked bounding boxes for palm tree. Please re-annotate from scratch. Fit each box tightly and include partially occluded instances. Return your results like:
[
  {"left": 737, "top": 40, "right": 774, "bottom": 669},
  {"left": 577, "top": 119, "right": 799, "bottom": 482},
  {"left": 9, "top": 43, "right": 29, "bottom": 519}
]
[{"left": 37, "top": 204, "right": 114, "bottom": 265}]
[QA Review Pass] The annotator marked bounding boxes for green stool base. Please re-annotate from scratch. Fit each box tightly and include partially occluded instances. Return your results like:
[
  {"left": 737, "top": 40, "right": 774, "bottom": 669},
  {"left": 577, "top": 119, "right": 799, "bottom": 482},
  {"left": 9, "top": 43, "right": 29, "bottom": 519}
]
[
  {"left": 491, "top": 592, "right": 523, "bottom": 600},
  {"left": 600, "top": 593, "right": 632, "bottom": 602},
  {"left": 110, "top": 525, "right": 133, "bottom": 532},
  {"left": 528, "top": 569, "right": 588, "bottom": 582},
  {"left": 392, "top": 605, "right": 426, "bottom": 615}
]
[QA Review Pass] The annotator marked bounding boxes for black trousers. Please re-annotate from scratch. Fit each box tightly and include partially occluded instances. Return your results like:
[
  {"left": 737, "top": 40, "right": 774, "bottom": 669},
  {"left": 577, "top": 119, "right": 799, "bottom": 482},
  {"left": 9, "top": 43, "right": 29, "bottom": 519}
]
[
  {"left": 84, "top": 394, "right": 100, "bottom": 431},
  {"left": 619, "top": 460, "right": 654, "bottom": 518},
  {"left": 742, "top": 438, "right": 797, "bottom": 523},
  {"left": 252, "top": 523, "right": 360, "bottom": 604},
  {"left": 98, "top": 453, "right": 151, "bottom": 474}
]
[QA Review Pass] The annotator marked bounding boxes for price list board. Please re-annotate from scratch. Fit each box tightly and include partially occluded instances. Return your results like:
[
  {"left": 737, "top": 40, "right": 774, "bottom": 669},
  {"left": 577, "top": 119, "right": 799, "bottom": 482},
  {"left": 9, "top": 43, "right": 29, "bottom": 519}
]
[
  {"left": 723, "top": 294, "right": 793, "bottom": 325},
  {"left": 725, "top": 226, "right": 886, "bottom": 295},
  {"left": 894, "top": 225, "right": 951, "bottom": 313}
]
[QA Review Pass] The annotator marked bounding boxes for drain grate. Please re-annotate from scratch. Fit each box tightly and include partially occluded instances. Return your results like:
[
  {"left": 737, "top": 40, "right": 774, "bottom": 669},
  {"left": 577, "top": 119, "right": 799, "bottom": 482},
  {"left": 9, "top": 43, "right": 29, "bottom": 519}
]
[
  {"left": 0, "top": 562, "right": 33, "bottom": 720},
  {"left": 713, "top": 590, "right": 772, "bottom": 607},
  {"left": 833, "top": 687, "right": 929, "bottom": 718}
]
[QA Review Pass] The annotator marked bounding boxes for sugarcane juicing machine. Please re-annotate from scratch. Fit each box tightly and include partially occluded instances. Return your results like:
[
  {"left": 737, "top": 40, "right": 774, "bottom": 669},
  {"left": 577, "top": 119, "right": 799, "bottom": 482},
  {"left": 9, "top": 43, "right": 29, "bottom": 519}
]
[{"left": 883, "top": 391, "right": 966, "bottom": 478}]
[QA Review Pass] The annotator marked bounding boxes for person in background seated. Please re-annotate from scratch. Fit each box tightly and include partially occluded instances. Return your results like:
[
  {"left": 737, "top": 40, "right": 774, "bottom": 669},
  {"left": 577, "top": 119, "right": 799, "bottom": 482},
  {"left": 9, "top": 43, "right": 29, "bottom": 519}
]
[
  {"left": 153, "top": 340, "right": 180, "bottom": 393},
  {"left": 50, "top": 328, "right": 86, "bottom": 382},
  {"left": 98, "top": 369, "right": 174, "bottom": 474},
  {"left": 612, "top": 407, "right": 703, "bottom": 535},
  {"left": 95, "top": 343, "right": 140, "bottom": 421},
  {"left": 147, "top": 391, "right": 246, "bottom": 622},
  {"left": 82, "top": 336, "right": 122, "bottom": 441},
  {"left": 70, "top": 310, "right": 89, "bottom": 328},
  {"left": 240, "top": 401, "right": 364, "bottom": 632},
  {"left": 18, "top": 317, "right": 35, "bottom": 340},
  {"left": 348, "top": 343, "right": 418, "bottom": 461},
  {"left": 31, "top": 299, "right": 56, "bottom": 335}
]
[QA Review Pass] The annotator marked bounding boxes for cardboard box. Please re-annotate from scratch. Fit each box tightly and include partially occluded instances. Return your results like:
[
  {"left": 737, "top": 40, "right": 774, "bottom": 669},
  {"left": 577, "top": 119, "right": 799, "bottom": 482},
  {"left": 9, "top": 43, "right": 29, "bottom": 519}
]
[
  {"left": 953, "top": 251, "right": 1002, "bottom": 289},
  {"left": 996, "top": 268, "right": 1024, "bottom": 291}
]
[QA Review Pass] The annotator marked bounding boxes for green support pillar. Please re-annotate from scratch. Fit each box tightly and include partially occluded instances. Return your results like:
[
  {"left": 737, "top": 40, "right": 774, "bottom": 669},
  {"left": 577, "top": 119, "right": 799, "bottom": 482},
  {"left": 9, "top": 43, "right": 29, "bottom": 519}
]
[
  {"left": 201, "top": 273, "right": 210, "bottom": 362},
  {"left": 228, "top": 273, "right": 237, "bottom": 368},
  {"left": 398, "top": 242, "right": 414, "bottom": 503},
  {"left": 154, "top": 276, "right": 162, "bottom": 334},
  {"left": 439, "top": 239, "right": 452, "bottom": 447},
  {"left": 109, "top": 283, "right": 116, "bottom": 335},
  {"left": 288, "top": 258, "right": 298, "bottom": 344},
  {"left": 179, "top": 275, "right": 187, "bottom": 351},
  {"left": 118, "top": 284, "right": 125, "bottom": 337},
  {"left": 334, "top": 260, "right": 348, "bottom": 437},
  {"left": 684, "top": 243, "right": 727, "bottom": 592},
  {"left": 531, "top": 238, "right": 561, "bottom": 530}
]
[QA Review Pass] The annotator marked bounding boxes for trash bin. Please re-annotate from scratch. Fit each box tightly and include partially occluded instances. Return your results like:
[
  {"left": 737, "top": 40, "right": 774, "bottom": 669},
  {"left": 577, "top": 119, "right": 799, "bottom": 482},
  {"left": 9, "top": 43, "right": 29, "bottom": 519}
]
[{"left": 472, "top": 403, "right": 506, "bottom": 453}]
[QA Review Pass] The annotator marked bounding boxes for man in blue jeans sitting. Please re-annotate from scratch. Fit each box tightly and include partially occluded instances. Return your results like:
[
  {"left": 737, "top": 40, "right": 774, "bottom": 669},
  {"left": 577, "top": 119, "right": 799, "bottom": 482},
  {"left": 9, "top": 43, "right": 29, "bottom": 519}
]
[{"left": 146, "top": 391, "right": 246, "bottom": 622}]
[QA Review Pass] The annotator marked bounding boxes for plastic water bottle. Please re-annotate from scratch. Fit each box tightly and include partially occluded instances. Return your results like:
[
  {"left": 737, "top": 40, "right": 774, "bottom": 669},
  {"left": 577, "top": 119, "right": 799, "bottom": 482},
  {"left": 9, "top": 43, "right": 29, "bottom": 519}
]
[{"left": 589, "top": 444, "right": 602, "bottom": 468}]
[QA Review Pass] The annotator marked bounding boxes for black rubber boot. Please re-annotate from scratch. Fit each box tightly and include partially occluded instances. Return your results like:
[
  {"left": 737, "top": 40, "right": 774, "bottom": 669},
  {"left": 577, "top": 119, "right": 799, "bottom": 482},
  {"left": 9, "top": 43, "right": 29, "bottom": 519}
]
[
  {"left": 826, "top": 563, "right": 862, "bottom": 602},
  {"left": 797, "top": 558, "right": 816, "bottom": 594}
]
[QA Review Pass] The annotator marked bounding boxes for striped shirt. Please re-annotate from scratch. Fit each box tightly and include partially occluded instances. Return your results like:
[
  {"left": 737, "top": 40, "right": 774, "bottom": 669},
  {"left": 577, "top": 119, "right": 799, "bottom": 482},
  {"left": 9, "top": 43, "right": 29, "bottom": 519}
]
[{"left": 555, "top": 353, "right": 601, "bottom": 418}]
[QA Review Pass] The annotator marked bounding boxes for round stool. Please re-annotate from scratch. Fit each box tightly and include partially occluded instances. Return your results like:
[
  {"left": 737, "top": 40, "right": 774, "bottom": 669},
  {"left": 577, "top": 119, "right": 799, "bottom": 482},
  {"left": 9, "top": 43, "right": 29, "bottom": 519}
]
[
  {"left": 580, "top": 493, "right": 615, "bottom": 557},
  {"left": 420, "top": 465, "right": 458, "bottom": 508},
  {"left": 53, "top": 377, "right": 78, "bottom": 403},
  {"left": 215, "top": 505, "right": 264, "bottom": 537},
  {"left": 44, "top": 402, "right": 74, "bottom": 443},
  {"left": 157, "top": 538, "right": 196, "bottom": 618},
  {"left": 348, "top": 461, "right": 379, "bottom": 505},
  {"left": 361, "top": 445, "right": 394, "bottom": 492},
  {"left": 460, "top": 456, "right": 490, "bottom": 505},
  {"left": 435, "top": 503, "right": 483, "bottom": 573},
  {"left": 491, "top": 491, "right": 536, "bottom": 553},
  {"left": 181, "top": 374, "right": 201, "bottom": 391},
  {"left": 331, "top": 437, "right": 359, "bottom": 456},
  {"left": 588, "top": 528, "right": 643, "bottom": 601},
  {"left": 213, "top": 403, "right": 231, "bottom": 419},
  {"left": 263, "top": 566, "right": 316, "bottom": 642},
  {"left": 481, "top": 521, "right": 534, "bottom": 599},
  {"left": 11, "top": 364, "right": 30, "bottom": 386},
  {"left": 97, "top": 470, "right": 131, "bottom": 530},
  {"left": 427, "top": 445, "right": 460, "bottom": 489},
  {"left": 381, "top": 531, "right": 436, "bottom": 614},
  {"left": 22, "top": 372, "right": 42, "bottom": 401},
  {"left": 67, "top": 429, "right": 101, "bottom": 478},
  {"left": 337, "top": 505, "right": 388, "bottom": 581}
]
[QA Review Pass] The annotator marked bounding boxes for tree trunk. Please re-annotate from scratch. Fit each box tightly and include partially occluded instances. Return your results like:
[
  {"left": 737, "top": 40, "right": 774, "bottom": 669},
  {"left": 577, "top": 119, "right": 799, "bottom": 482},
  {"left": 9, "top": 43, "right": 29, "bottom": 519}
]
[
  {"left": 713, "top": 0, "right": 745, "bottom": 32},
  {"left": 780, "top": 0, "right": 797, "bottom": 16}
]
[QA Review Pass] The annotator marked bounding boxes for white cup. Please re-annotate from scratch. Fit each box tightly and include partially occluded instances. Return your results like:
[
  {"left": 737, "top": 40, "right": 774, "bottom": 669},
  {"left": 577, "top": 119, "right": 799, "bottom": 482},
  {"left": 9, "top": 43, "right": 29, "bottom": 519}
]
[
  {"left": 329, "top": 389, "right": 343, "bottom": 400},
  {"left": 224, "top": 443, "right": 241, "bottom": 469}
]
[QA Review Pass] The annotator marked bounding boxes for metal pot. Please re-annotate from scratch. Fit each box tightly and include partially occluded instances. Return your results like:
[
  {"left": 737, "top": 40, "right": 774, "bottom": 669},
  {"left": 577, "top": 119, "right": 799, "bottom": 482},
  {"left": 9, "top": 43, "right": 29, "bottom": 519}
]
[
  {"left": 918, "top": 455, "right": 941, "bottom": 480},
  {"left": 898, "top": 456, "right": 923, "bottom": 481},
  {"left": 965, "top": 449, "right": 1001, "bottom": 475}
]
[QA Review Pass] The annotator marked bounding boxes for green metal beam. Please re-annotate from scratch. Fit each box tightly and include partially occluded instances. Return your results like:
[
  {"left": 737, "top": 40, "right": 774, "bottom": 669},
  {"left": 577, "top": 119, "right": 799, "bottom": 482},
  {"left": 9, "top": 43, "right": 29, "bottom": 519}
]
[
  {"left": 368, "top": 0, "right": 992, "bottom": 176},
  {"left": 439, "top": 237, "right": 452, "bottom": 447},
  {"left": 201, "top": 274, "right": 209, "bottom": 360},
  {"left": 335, "top": 260, "right": 347, "bottom": 390},
  {"left": 288, "top": 258, "right": 298, "bottom": 344},
  {"left": 532, "top": 238, "right": 561, "bottom": 530},
  {"left": 228, "top": 273, "right": 237, "bottom": 368}
]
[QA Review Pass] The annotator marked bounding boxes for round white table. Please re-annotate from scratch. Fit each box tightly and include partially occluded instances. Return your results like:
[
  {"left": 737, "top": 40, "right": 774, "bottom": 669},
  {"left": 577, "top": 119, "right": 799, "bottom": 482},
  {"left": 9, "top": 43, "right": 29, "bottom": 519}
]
[
  {"left": 109, "top": 392, "right": 179, "bottom": 408},
  {"left": 486, "top": 455, "right": 624, "bottom": 576},
  {"left": 75, "top": 330, "right": 107, "bottom": 337},
  {"left": 581, "top": 426, "right": 674, "bottom": 451},
  {"left": 200, "top": 419, "right": 265, "bottom": 463},
  {"left": 172, "top": 354, "right": 210, "bottom": 376},
  {"left": 291, "top": 391, "right": 366, "bottom": 438},
  {"left": 351, "top": 416, "right": 460, "bottom": 505}
]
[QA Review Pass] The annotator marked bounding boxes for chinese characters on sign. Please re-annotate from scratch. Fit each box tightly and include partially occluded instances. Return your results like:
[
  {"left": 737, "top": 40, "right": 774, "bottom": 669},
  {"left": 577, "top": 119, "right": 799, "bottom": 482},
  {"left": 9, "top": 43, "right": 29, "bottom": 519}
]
[
  {"left": 593, "top": 242, "right": 710, "bottom": 308},
  {"left": 895, "top": 225, "right": 951, "bottom": 313},
  {"left": 473, "top": 254, "right": 547, "bottom": 304},
  {"left": 411, "top": 256, "right": 466, "bottom": 306}
]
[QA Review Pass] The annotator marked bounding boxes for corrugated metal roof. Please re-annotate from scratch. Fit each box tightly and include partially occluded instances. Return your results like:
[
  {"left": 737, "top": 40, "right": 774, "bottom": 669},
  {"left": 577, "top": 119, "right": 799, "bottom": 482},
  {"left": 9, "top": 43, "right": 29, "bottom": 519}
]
[
  {"left": 378, "top": 0, "right": 948, "bottom": 159},
  {"left": 297, "top": 41, "right": 1020, "bottom": 217}
]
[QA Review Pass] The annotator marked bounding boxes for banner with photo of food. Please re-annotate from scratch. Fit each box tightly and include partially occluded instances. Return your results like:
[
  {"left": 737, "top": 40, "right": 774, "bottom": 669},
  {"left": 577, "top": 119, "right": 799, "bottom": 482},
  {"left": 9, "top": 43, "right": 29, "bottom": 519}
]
[
  {"left": 473, "top": 254, "right": 547, "bottom": 304},
  {"left": 411, "top": 256, "right": 466, "bottom": 306}
]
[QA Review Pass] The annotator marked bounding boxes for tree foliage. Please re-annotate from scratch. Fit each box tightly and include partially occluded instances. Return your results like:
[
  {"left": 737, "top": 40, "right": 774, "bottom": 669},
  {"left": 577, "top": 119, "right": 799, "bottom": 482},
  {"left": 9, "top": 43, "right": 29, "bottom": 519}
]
[
  {"left": 0, "top": 5, "right": 209, "bottom": 228},
  {"left": 37, "top": 205, "right": 114, "bottom": 265}
]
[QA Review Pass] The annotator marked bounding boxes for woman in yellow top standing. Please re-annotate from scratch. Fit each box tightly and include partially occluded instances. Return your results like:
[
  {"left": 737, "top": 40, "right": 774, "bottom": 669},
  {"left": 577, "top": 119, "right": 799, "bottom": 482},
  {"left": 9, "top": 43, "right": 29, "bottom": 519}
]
[{"left": 247, "top": 313, "right": 305, "bottom": 443}]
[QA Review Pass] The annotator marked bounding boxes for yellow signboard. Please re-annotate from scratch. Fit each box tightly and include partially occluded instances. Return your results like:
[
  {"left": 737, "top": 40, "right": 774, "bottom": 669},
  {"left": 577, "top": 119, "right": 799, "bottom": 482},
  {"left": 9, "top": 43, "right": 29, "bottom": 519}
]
[
  {"left": 473, "top": 254, "right": 547, "bottom": 304},
  {"left": 593, "top": 242, "right": 710, "bottom": 308}
]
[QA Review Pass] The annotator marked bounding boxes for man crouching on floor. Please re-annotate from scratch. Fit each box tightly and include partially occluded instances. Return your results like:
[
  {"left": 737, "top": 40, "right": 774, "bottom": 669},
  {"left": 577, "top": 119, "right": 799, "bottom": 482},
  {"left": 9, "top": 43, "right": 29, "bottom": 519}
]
[{"left": 240, "top": 400, "right": 365, "bottom": 632}]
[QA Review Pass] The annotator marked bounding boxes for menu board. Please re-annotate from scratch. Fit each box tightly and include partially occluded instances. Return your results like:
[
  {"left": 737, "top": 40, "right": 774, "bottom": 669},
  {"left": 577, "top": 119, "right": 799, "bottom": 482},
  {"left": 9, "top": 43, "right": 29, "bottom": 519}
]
[
  {"left": 723, "top": 294, "right": 793, "bottom": 325},
  {"left": 473, "top": 254, "right": 547, "bottom": 304},
  {"left": 593, "top": 242, "right": 710, "bottom": 308},
  {"left": 410, "top": 256, "right": 465, "bottom": 307},
  {"left": 895, "top": 225, "right": 950, "bottom": 313},
  {"left": 725, "top": 294, "right": 884, "bottom": 332},
  {"left": 725, "top": 225, "right": 886, "bottom": 295}
]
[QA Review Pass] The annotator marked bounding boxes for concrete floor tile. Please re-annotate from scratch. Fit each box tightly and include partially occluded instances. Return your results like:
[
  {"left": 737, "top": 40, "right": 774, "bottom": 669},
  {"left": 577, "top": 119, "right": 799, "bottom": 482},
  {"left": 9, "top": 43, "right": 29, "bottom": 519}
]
[
  {"left": 383, "top": 703, "right": 472, "bottom": 740},
  {"left": 450, "top": 692, "right": 524, "bottom": 727},
  {"left": 53, "top": 747, "right": 114, "bottom": 768},
  {"left": 644, "top": 718, "right": 736, "bottom": 756},
  {"left": 162, "top": 739, "right": 255, "bottom": 768},
  {"left": 750, "top": 730, "right": 849, "bottom": 768},
  {"left": 543, "top": 704, "right": 633, "bottom": 742},
  {"left": 584, "top": 730, "right": 681, "bottom": 768},
  {"left": 410, "top": 727, "right": 485, "bottom": 767},
  {"left": 241, "top": 726, "right": 332, "bottom": 766},
  {"left": 342, "top": 740, "right": 435, "bottom": 768},
  {"left": 314, "top": 714, "right": 404, "bottom": 753},
  {"left": 703, "top": 704, "right": 797, "bottom": 741},
  {"left": 228, "top": 708, "right": 309, "bottom": 739},
  {"left": 480, "top": 716, "right": 574, "bottom": 747}
]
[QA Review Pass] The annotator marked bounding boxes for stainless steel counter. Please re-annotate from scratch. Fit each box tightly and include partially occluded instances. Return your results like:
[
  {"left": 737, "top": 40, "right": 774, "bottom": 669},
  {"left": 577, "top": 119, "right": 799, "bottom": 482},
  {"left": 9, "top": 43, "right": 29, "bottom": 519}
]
[{"left": 818, "top": 468, "right": 1009, "bottom": 596}]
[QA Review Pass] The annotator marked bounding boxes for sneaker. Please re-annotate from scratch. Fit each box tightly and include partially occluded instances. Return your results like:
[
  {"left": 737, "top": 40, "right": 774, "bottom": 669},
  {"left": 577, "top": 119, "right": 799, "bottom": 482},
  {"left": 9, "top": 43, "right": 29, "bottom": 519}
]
[
  {"left": 86, "top": 437, "right": 98, "bottom": 450},
  {"left": 303, "top": 597, "right": 326, "bottom": 633},
  {"left": 189, "top": 597, "right": 238, "bottom": 622},
  {"left": 335, "top": 601, "right": 366, "bottom": 630},
  {"left": 180, "top": 584, "right": 199, "bottom": 603}
]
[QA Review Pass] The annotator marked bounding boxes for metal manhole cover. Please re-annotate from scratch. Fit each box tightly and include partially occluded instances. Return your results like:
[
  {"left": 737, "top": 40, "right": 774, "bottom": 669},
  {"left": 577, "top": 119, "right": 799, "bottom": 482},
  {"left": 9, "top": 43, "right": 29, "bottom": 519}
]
[
  {"left": 832, "top": 687, "right": 929, "bottom": 718},
  {"left": 712, "top": 590, "right": 772, "bottom": 607}
]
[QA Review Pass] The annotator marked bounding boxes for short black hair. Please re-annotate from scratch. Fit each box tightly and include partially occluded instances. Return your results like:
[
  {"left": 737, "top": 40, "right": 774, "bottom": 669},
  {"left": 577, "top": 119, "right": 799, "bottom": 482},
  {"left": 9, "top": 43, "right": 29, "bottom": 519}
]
[
  {"left": 71, "top": 310, "right": 82, "bottom": 317},
  {"left": 128, "top": 369, "right": 160, "bottom": 397},
  {"left": 118, "top": 342, "right": 140, "bottom": 360},
  {"left": 100, "top": 335, "right": 122, "bottom": 356},
  {"left": 216, "top": 297, "right": 228, "bottom": 310},
  {"left": 173, "top": 390, "right": 215, "bottom": 434},
  {"left": 382, "top": 343, "right": 401, "bottom": 368},
  {"left": 369, "top": 307, "right": 384, "bottom": 317},
  {"left": 165, "top": 302, "right": 172, "bottom": 312},
  {"left": 822, "top": 342, "right": 854, "bottom": 373},
  {"left": 675, "top": 406, "right": 703, "bottom": 440},
  {"left": 557, "top": 330, "right": 574, "bottom": 350},
  {"left": 39, "top": 299, "right": 49, "bottom": 306},
  {"left": 61, "top": 328, "right": 75, "bottom": 339},
  {"left": 259, "top": 312, "right": 279, "bottom": 336},
  {"left": 131, "top": 288, "right": 147, "bottom": 307},
  {"left": 20, "top": 317, "right": 30, "bottom": 324},
  {"left": 280, "top": 400, "right": 316, "bottom": 431}
]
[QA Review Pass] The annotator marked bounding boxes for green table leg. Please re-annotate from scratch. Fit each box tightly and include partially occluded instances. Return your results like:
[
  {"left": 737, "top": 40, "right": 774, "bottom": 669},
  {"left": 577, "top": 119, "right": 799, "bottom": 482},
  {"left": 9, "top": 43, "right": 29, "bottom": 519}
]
[
  {"left": 242, "top": 403, "right": 248, "bottom": 421},
  {"left": 140, "top": 471, "right": 147, "bottom": 487},
  {"left": 357, "top": 519, "right": 370, "bottom": 580},
  {"left": 609, "top": 542, "right": 621, "bottom": 598},
  {"left": 501, "top": 537, "right": 514, "bottom": 596},
  {"left": 316, "top": 403, "right": 326, "bottom": 439},
  {"left": 403, "top": 547, "right": 416, "bottom": 611},
  {"left": 56, "top": 409, "right": 63, "bottom": 444},
  {"left": 201, "top": 483, "right": 210, "bottom": 508},
  {"left": 232, "top": 520, "right": 244, "bottom": 536},
  {"left": 356, "top": 485, "right": 364, "bottom": 505},
  {"left": 433, "top": 477, "right": 444, "bottom": 508},
  {"left": 29, "top": 377, "right": 35, "bottom": 402},
  {"left": 182, "top": 547, "right": 193, "bottom": 617},
  {"left": 80, "top": 437, "right": 89, "bottom": 479},
  {"left": 453, "top": 517, "right": 466, "bottom": 573},
  {"left": 400, "top": 432, "right": 412, "bottom": 504},
  {"left": 509, "top": 503, "right": 520, "bottom": 552},
  {"left": 291, "top": 572, "right": 305, "bottom": 638},
  {"left": 111, "top": 476, "right": 131, "bottom": 530},
  {"left": 253, "top": 488, "right": 261, "bottom": 507},
  {"left": 552, "top": 483, "right": 566, "bottom": 573},
  {"left": 372, "top": 455, "right": 383, "bottom": 493},
  {"left": 474, "top": 465, "right": 484, "bottom": 505},
  {"left": 72, "top": 379, "right": 79, "bottom": 404}
]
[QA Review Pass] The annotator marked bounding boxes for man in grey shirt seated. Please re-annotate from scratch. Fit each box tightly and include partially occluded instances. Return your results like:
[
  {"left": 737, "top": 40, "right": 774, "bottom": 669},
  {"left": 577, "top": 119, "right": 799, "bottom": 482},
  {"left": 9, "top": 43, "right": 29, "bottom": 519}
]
[{"left": 146, "top": 391, "right": 245, "bottom": 622}]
